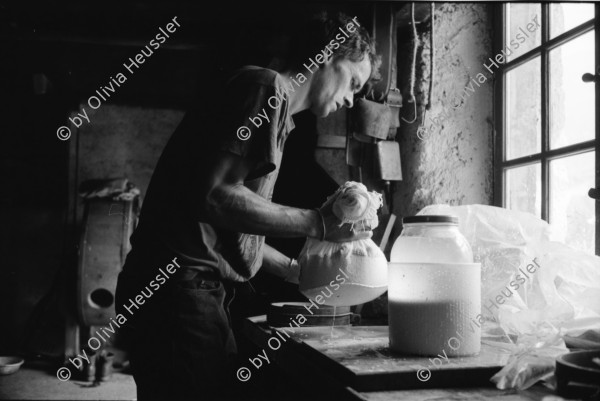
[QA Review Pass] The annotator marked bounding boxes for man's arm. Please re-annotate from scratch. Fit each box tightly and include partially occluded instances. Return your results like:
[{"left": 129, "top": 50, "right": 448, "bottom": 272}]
[
  {"left": 192, "top": 150, "right": 322, "bottom": 239},
  {"left": 261, "top": 244, "right": 299, "bottom": 283}
]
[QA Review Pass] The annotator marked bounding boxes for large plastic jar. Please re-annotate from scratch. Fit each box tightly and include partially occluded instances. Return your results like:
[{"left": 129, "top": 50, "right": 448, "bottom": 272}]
[{"left": 388, "top": 215, "right": 481, "bottom": 357}]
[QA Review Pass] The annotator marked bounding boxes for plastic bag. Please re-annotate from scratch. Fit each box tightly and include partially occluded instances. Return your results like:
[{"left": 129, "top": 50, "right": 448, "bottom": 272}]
[{"left": 418, "top": 204, "right": 600, "bottom": 389}]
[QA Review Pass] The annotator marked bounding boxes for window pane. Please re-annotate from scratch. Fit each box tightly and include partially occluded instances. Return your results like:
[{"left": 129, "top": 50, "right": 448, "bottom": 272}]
[
  {"left": 550, "top": 31, "right": 596, "bottom": 149},
  {"left": 550, "top": 3, "right": 595, "bottom": 39},
  {"left": 506, "top": 58, "right": 541, "bottom": 160},
  {"left": 550, "top": 152, "right": 595, "bottom": 254},
  {"left": 505, "top": 164, "right": 542, "bottom": 217},
  {"left": 506, "top": 3, "right": 542, "bottom": 62}
]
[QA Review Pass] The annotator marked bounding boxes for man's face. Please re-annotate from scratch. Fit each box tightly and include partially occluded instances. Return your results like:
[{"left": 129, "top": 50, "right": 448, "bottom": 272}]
[{"left": 308, "top": 56, "right": 372, "bottom": 117}]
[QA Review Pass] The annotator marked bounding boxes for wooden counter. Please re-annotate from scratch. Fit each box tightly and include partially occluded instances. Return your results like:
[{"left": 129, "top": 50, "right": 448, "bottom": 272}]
[{"left": 242, "top": 316, "right": 559, "bottom": 401}]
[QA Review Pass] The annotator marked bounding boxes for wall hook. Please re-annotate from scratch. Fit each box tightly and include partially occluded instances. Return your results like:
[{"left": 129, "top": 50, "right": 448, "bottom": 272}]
[{"left": 400, "top": 97, "right": 418, "bottom": 124}]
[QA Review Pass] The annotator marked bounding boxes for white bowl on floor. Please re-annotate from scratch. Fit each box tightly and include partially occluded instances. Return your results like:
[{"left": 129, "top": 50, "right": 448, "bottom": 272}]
[{"left": 0, "top": 356, "right": 24, "bottom": 375}]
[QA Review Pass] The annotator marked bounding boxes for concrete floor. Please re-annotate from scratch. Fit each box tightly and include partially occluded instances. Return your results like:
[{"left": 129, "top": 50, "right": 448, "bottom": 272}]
[{"left": 0, "top": 361, "right": 136, "bottom": 400}]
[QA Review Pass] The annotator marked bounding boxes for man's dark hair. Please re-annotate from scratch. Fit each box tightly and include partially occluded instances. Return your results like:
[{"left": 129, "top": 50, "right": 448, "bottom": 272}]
[{"left": 281, "top": 12, "right": 381, "bottom": 86}]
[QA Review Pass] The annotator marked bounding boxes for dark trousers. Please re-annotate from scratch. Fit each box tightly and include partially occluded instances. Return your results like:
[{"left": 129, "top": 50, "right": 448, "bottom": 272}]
[{"left": 115, "top": 263, "right": 239, "bottom": 401}]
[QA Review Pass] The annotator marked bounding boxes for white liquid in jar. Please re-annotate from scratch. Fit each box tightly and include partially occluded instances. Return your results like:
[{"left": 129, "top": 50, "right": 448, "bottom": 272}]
[
  {"left": 388, "top": 296, "right": 481, "bottom": 357},
  {"left": 388, "top": 219, "right": 480, "bottom": 357}
]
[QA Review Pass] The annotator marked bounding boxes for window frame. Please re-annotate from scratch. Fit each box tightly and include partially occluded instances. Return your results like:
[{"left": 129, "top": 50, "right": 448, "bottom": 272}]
[{"left": 494, "top": 3, "right": 600, "bottom": 255}]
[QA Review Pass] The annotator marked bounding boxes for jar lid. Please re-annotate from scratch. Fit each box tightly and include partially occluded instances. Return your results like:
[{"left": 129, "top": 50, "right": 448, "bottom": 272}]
[{"left": 402, "top": 215, "right": 459, "bottom": 224}]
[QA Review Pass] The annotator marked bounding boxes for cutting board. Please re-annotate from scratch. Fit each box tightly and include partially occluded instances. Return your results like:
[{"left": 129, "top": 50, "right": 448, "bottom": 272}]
[{"left": 272, "top": 325, "right": 511, "bottom": 391}]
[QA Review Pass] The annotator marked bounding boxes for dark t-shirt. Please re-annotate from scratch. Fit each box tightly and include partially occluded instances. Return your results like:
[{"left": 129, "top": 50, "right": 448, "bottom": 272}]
[{"left": 123, "top": 66, "right": 295, "bottom": 282}]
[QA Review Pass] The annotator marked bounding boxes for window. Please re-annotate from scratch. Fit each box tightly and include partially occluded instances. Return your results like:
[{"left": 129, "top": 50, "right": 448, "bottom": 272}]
[{"left": 495, "top": 3, "right": 598, "bottom": 255}]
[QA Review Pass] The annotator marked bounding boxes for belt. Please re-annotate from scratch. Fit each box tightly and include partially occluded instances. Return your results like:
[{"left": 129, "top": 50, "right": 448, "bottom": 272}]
[{"left": 177, "top": 267, "right": 221, "bottom": 282}]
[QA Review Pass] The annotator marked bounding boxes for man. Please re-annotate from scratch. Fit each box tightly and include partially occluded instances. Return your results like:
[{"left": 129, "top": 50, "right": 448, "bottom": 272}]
[{"left": 115, "top": 12, "right": 380, "bottom": 401}]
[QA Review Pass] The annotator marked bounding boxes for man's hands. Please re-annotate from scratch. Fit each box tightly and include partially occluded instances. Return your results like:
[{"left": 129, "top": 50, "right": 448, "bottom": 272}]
[
  {"left": 283, "top": 259, "right": 301, "bottom": 284},
  {"left": 193, "top": 151, "right": 373, "bottom": 243},
  {"left": 315, "top": 197, "right": 373, "bottom": 243},
  {"left": 262, "top": 244, "right": 301, "bottom": 284},
  {"left": 194, "top": 151, "right": 323, "bottom": 239}
]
